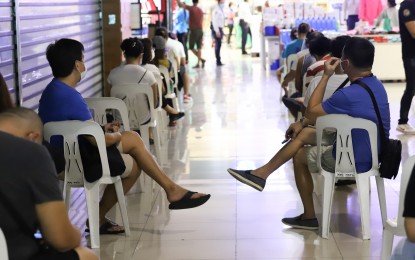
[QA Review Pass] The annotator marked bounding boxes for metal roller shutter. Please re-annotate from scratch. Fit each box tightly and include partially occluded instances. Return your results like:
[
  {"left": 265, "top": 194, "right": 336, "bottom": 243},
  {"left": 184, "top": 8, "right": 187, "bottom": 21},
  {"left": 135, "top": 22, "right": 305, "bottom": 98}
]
[
  {"left": 19, "top": 0, "right": 103, "bottom": 110},
  {"left": 0, "top": 0, "right": 16, "bottom": 104}
]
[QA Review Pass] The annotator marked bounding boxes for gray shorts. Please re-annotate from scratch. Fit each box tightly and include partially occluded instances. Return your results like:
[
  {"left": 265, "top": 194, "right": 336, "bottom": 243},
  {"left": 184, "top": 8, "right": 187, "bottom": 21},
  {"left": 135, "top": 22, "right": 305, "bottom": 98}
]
[{"left": 307, "top": 130, "right": 336, "bottom": 173}]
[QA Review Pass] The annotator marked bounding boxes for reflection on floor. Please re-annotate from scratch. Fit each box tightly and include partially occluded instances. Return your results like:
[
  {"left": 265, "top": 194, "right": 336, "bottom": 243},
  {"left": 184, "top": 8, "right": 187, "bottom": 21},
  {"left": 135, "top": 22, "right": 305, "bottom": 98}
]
[{"left": 69, "top": 44, "right": 415, "bottom": 259}]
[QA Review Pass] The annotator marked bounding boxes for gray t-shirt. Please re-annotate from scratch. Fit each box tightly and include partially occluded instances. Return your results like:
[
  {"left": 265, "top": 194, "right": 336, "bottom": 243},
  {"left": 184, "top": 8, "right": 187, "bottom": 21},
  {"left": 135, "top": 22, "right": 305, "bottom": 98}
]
[{"left": 0, "top": 131, "right": 62, "bottom": 260}]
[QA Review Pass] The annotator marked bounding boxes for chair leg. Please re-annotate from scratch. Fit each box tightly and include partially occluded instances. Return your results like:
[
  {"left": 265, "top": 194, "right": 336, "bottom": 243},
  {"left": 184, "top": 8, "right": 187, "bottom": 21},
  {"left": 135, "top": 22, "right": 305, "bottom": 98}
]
[
  {"left": 381, "top": 229, "right": 394, "bottom": 260},
  {"left": 375, "top": 176, "right": 387, "bottom": 227},
  {"left": 321, "top": 173, "right": 335, "bottom": 239},
  {"left": 63, "top": 183, "right": 71, "bottom": 211},
  {"left": 84, "top": 182, "right": 100, "bottom": 248},
  {"left": 114, "top": 180, "right": 130, "bottom": 236},
  {"left": 356, "top": 174, "right": 371, "bottom": 240}
]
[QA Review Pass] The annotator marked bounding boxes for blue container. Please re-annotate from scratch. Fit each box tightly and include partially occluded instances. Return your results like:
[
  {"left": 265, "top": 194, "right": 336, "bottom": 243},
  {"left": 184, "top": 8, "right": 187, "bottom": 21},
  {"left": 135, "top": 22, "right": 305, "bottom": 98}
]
[
  {"left": 264, "top": 26, "right": 275, "bottom": 36},
  {"left": 270, "top": 59, "right": 280, "bottom": 70}
]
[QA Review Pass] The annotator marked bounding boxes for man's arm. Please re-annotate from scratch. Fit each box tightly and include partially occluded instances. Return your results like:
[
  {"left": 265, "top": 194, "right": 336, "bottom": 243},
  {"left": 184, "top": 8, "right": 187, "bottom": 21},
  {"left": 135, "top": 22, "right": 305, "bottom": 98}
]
[
  {"left": 36, "top": 201, "right": 81, "bottom": 252},
  {"left": 405, "top": 217, "right": 415, "bottom": 242},
  {"left": 177, "top": 0, "right": 188, "bottom": 10},
  {"left": 305, "top": 58, "right": 339, "bottom": 124},
  {"left": 405, "top": 21, "right": 415, "bottom": 39}
]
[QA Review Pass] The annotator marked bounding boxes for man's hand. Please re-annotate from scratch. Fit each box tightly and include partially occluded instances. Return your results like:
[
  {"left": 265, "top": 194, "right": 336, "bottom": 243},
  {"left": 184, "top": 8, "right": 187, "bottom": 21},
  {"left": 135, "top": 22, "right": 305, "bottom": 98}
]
[
  {"left": 216, "top": 31, "right": 221, "bottom": 38},
  {"left": 323, "top": 57, "right": 340, "bottom": 77},
  {"left": 286, "top": 121, "right": 303, "bottom": 140},
  {"left": 104, "top": 121, "right": 121, "bottom": 133}
]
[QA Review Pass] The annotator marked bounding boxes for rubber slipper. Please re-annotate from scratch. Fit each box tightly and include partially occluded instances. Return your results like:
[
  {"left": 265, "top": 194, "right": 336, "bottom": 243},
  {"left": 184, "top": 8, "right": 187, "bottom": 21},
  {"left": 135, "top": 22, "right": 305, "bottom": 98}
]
[
  {"left": 169, "top": 191, "right": 211, "bottom": 210},
  {"left": 85, "top": 219, "right": 125, "bottom": 235}
]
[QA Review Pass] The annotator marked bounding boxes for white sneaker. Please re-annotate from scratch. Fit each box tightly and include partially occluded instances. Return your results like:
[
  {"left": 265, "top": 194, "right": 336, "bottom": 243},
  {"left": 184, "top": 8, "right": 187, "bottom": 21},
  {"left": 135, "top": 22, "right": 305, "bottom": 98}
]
[{"left": 396, "top": 124, "right": 415, "bottom": 134}]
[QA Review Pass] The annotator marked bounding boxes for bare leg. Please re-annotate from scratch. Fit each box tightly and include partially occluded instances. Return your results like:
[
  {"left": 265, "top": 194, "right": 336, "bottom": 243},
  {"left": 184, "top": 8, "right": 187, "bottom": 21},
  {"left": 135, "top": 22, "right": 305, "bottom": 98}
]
[
  {"left": 120, "top": 131, "right": 207, "bottom": 202},
  {"left": 293, "top": 147, "right": 315, "bottom": 219},
  {"left": 164, "top": 104, "right": 179, "bottom": 114},
  {"left": 252, "top": 127, "right": 316, "bottom": 179},
  {"left": 99, "top": 160, "right": 140, "bottom": 226},
  {"left": 190, "top": 49, "right": 201, "bottom": 64}
]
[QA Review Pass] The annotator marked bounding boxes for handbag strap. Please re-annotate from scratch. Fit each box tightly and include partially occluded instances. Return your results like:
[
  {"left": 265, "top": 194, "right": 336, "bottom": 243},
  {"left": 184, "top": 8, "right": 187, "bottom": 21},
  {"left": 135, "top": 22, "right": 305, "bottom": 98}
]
[
  {"left": 334, "top": 78, "right": 350, "bottom": 93},
  {"left": 354, "top": 79, "right": 388, "bottom": 145}
]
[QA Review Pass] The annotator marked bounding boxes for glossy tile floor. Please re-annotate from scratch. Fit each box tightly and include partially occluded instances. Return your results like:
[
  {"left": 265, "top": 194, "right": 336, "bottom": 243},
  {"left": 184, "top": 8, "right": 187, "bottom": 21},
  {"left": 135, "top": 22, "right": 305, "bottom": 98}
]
[{"left": 71, "top": 44, "right": 415, "bottom": 259}]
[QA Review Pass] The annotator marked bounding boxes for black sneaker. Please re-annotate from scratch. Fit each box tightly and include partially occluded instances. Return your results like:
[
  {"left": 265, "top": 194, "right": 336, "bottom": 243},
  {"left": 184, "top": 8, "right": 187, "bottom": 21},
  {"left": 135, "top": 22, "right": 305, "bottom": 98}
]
[
  {"left": 227, "top": 168, "right": 266, "bottom": 191},
  {"left": 281, "top": 214, "right": 319, "bottom": 230},
  {"left": 169, "top": 112, "right": 185, "bottom": 122}
]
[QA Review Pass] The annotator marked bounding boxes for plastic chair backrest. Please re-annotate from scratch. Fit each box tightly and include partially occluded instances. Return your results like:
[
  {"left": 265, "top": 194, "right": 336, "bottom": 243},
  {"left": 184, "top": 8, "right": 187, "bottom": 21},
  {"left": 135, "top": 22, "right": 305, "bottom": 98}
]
[
  {"left": 316, "top": 114, "right": 379, "bottom": 176},
  {"left": 153, "top": 73, "right": 164, "bottom": 111},
  {"left": 286, "top": 54, "right": 297, "bottom": 73},
  {"left": 396, "top": 155, "right": 415, "bottom": 229},
  {"left": 43, "top": 120, "right": 111, "bottom": 183},
  {"left": 111, "top": 83, "right": 158, "bottom": 130},
  {"left": 85, "top": 97, "right": 131, "bottom": 131},
  {"left": 0, "top": 228, "right": 8, "bottom": 260},
  {"left": 158, "top": 65, "right": 173, "bottom": 96}
]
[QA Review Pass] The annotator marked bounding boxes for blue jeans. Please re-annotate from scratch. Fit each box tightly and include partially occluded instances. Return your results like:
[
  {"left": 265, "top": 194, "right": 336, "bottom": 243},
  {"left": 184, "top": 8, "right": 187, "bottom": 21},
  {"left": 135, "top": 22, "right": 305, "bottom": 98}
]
[
  {"left": 399, "top": 57, "right": 415, "bottom": 124},
  {"left": 390, "top": 238, "right": 415, "bottom": 260}
]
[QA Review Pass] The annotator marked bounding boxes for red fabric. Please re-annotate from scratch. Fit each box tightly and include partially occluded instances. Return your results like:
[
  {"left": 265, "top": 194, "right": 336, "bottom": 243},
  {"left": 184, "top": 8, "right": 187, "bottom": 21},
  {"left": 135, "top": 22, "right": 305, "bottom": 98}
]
[
  {"left": 359, "top": 0, "right": 383, "bottom": 25},
  {"left": 185, "top": 5, "right": 204, "bottom": 30}
]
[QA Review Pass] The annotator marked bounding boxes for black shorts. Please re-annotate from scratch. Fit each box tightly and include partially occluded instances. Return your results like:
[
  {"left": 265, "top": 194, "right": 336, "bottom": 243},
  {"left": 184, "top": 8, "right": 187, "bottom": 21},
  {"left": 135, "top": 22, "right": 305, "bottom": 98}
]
[
  {"left": 189, "top": 29, "right": 203, "bottom": 50},
  {"left": 33, "top": 248, "right": 79, "bottom": 260}
]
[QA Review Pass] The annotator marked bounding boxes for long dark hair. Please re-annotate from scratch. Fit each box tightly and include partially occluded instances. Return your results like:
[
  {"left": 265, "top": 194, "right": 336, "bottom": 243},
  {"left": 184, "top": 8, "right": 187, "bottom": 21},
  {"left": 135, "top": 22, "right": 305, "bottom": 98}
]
[
  {"left": 0, "top": 73, "right": 13, "bottom": 112},
  {"left": 141, "top": 38, "right": 153, "bottom": 65}
]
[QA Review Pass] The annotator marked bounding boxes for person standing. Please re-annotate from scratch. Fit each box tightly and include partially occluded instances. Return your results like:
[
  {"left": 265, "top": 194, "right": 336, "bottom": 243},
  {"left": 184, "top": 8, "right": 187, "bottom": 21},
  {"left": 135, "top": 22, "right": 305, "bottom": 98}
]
[
  {"left": 212, "top": 0, "right": 226, "bottom": 66},
  {"left": 174, "top": 6, "right": 189, "bottom": 63},
  {"left": 177, "top": 0, "right": 206, "bottom": 68},
  {"left": 343, "top": 0, "right": 360, "bottom": 30},
  {"left": 397, "top": 0, "right": 415, "bottom": 134},
  {"left": 374, "top": 0, "right": 399, "bottom": 30},
  {"left": 227, "top": 2, "right": 235, "bottom": 44},
  {"left": 238, "top": 0, "right": 252, "bottom": 55}
]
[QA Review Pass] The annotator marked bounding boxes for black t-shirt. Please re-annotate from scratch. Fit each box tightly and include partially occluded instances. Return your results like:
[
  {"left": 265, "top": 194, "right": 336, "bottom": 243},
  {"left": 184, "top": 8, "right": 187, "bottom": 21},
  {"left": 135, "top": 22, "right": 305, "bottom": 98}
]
[
  {"left": 0, "top": 131, "right": 62, "bottom": 260},
  {"left": 399, "top": 0, "right": 415, "bottom": 58},
  {"left": 404, "top": 164, "right": 415, "bottom": 217}
]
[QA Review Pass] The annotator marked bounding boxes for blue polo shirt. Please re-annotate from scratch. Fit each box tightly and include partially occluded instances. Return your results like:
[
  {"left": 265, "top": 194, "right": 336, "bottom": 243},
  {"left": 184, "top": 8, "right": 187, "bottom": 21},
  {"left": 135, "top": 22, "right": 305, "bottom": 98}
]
[
  {"left": 282, "top": 39, "right": 304, "bottom": 58},
  {"left": 174, "top": 9, "right": 189, "bottom": 34},
  {"left": 38, "top": 78, "right": 92, "bottom": 124},
  {"left": 322, "top": 76, "right": 390, "bottom": 173}
]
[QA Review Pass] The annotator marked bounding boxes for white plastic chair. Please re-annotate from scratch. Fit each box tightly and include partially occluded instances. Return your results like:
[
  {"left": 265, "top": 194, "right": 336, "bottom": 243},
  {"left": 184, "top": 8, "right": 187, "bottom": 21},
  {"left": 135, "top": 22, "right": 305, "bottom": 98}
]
[
  {"left": 381, "top": 155, "right": 414, "bottom": 259},
  {"left": 0, "top": 228, "right": 8, "bottom": 260},
  {"left": 85, "top": 97, "right": 131, "bottom": 131},
  {"left": 43, "top": 120, "right": 130, "bottom": 248},
  {"left": 315, "top": 114, "right": 387, "bottom": 240},
  {"left": 111, "top": 83, "right": 164, "bottom": 165},
  {"left": 159, "top": 65, "right": 180, "bottom": 111},
  {"left": 153, "top": 73, "right": 169, "bottom": 143}
]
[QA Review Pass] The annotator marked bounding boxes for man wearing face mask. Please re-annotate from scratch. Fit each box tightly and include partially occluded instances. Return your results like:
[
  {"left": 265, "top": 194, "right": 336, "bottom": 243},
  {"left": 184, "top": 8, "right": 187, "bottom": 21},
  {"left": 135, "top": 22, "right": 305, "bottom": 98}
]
[{"left": 211, "top": 0, "right": 226, "bottom": 66}]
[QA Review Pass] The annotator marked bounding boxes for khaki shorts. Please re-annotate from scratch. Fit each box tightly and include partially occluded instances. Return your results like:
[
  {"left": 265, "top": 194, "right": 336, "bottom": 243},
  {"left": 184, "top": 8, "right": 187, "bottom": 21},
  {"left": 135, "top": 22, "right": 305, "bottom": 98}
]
[
  {"left": 117, "top": 142, "right": 134, "bottom": 178},
  {"left": 189, "top": 29, "right": 203, "bottom": 50},
  {"left": 307, "top": 130, "right": 336, "bottom": 173}
]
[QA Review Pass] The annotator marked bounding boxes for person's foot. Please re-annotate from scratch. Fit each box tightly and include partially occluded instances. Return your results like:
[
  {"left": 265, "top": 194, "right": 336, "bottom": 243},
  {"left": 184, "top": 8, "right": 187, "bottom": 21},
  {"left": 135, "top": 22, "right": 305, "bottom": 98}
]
[
  {"left": 184, "top": 94, "right": 193, "bottom": 103},
  {"left": 169, "top": 112, "right": 185, "bottom": 122},
  {"left": 242, "top": 51, "right": 248, "bottom": 55},
  {"left": 217, "top": 62, "right": 225, "bottom": 66},
  {"left": 192, "top": 64, "right": 200, "bottom": 69},
  {"left": 397, "top": 124, "right": 415, "bottom": 134},
  {"left": 281, "top": 214, "right": 319, "bottom": 230},
  {"left": 167, "top": 187, "right": 211, "bottom": 210},
  {"left": 227, "top": 168, "right": 266, "bottom": 191},
  {"left": 201, "top": 59, "right": 206, "bottom": 68}
]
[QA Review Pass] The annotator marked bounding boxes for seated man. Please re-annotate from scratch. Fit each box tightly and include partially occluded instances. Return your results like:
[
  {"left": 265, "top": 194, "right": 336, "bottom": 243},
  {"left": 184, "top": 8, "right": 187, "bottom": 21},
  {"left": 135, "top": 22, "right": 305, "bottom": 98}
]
[
  {"left": 155, "top": 27, "right": 193, "bottom": 102},
  {"left": 230, "top": 37, "right": 390, "bottom": 230},
  {"left": 0, "top": 107, "right": 97, "bottom": 260},
  {"left": 391, "top": 162, "right": 415, "bottom": 260},
  {"left": 39, "top": 38, "right": 210, "bottom": 234},
  {"left": 282, "top": 36, "right": 331, "bottom": 120},
  {"left": 227, "top": 35, "right": 350, "bottom": 191}
]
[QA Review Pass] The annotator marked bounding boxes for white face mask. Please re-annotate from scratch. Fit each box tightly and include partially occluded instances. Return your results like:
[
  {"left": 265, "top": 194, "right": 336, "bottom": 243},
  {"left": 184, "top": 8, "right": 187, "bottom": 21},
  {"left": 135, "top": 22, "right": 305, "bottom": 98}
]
[{"left": 78, "top": 62, "right": 87, "bottom": 81}]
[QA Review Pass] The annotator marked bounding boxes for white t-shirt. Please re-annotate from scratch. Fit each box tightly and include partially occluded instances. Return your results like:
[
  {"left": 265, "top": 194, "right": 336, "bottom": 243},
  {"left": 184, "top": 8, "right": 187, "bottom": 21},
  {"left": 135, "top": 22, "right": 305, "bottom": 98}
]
[
  {"left": 166, "top": 38, "right": 186, "bottom": 61},
  {"left": 303, "top": 74, "right": 349, "bottom": 108},
  {"left": 142, "top": 63, "right": 161, "bottom": 77},
  {"left": 107, "top": 64, "right": 157, "bottom": 126}
]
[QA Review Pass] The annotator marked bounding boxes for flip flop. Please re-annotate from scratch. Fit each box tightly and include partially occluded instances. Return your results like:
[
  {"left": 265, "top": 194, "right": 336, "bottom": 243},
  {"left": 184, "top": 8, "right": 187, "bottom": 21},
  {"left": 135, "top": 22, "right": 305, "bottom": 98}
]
[
  {"left": 169, "top": 191, "right": 211, "bottom": 210},
  {"left": 85, "top": 219, "right": 125, "bottom": 235}
]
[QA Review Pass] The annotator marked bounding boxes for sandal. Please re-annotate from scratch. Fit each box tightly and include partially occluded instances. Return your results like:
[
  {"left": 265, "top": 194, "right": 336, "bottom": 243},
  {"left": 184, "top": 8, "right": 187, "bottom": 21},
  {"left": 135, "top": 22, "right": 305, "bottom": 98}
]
[
  {"left": 85, "top": 218, "right": 125, "bottom": 235},
  {"left": 169, "top": 191, "right": 211, "bottom": 210}
]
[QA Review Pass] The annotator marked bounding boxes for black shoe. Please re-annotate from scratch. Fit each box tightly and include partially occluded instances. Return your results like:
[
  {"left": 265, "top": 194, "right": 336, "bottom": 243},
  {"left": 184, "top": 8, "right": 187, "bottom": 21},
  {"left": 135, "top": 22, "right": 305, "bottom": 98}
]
[
  {"left": 217, "top": 63, "right": 225, "bottom": 66},
  {"left": 242, "top": 51, "right": 248, "bottom": 55},
  {"left": 201, "top": 59, "right": 206, "bottom": 68},
  {"left": 281, "top": 214, "right": 319, "bottom": 230},
  {"left": 227, "top": 168, "right": 266, "bottom": 191},
  {"left": 169, "top": 112, "right": 185, "bottom": 122}
]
